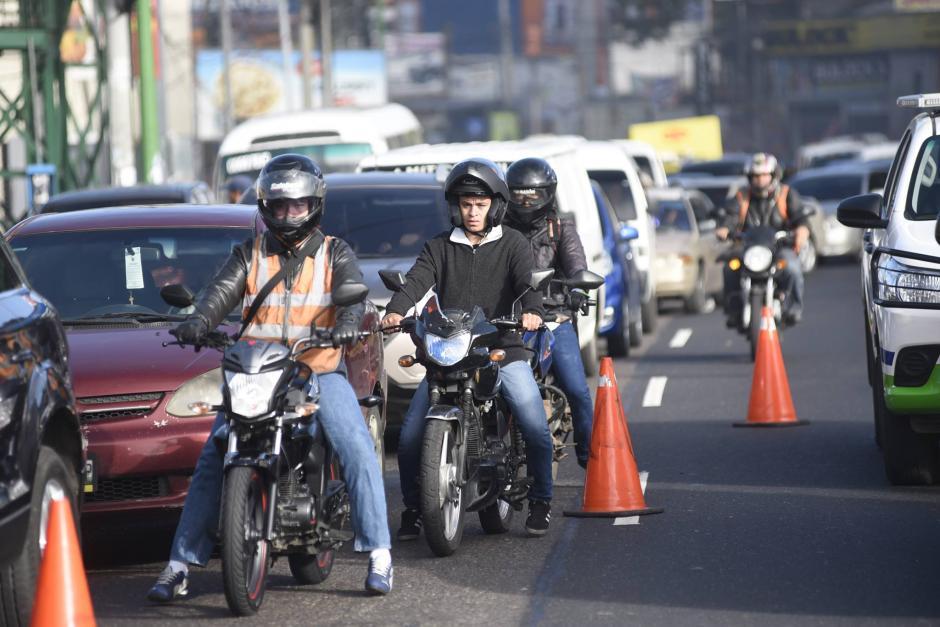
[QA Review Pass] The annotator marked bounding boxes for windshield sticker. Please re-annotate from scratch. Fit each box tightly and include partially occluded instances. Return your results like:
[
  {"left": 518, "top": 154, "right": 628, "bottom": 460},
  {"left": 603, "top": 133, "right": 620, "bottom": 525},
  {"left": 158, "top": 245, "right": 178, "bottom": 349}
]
[{"left": 124, "top": 246, "right": 145, "bottom": 290}]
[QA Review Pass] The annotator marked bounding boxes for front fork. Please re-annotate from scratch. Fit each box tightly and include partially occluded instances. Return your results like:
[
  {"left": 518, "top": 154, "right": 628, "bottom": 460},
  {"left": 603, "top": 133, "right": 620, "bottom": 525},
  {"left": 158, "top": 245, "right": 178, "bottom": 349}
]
[
  {"left": 225, "top": 418, "right": 285, "bottom": 542},
  {"left": 740, "top": 275, "right": 776, "bottom": 329}
]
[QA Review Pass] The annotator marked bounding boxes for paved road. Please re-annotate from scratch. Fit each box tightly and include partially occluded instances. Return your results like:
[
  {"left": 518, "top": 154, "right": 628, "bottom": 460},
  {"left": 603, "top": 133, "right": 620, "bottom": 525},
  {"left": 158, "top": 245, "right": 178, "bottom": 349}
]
[{"left": 84, "top": 261, "right": 940, "bottom": 625}]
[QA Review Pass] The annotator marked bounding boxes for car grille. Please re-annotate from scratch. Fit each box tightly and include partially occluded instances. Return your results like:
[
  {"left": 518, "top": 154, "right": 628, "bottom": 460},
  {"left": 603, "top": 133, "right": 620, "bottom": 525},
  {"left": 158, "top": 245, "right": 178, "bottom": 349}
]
[
  {"left": 78, "top": 392, "right": 163, "bottom": 424},
  {"left": 85, "top": 476, "right": 169, "bottom": 502}
]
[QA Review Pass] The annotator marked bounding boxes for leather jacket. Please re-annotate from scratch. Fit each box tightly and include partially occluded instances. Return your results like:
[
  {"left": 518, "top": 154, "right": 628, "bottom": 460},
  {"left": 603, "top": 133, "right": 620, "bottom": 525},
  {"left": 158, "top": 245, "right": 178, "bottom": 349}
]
[{"left": 188, "top": 229, "right": 365, "bottom": 331}]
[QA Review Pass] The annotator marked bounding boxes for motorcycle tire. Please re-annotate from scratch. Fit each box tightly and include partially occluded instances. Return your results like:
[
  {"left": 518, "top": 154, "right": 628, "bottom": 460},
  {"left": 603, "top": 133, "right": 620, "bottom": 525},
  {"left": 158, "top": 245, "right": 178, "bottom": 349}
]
[
  {"left": 419, "top": 420, "right": 466, "bottom": 557},
  {"left": 748, "top": 290, "right": 763, "bottom": 362},
  {"left": 478, "top": 498, "right": 514, "bottom": 534},
  {"left": 288, "top": 551, "right": 334, "bottom": 585},
  {"left": 221, "top": 466, "right": 270, "bottom": 616}
]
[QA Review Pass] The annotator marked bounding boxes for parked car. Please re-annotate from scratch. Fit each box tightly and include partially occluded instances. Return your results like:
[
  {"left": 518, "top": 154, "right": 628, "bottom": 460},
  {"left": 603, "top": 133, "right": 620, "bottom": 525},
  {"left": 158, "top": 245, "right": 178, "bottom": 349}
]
[
  {"left": 592, "top": 181, "right": 642, "bottom": 357},
  {"left": 611, "top": 139, "right": 670, "bottom": 189},
  {"left": 836, "top": 93, "right": 940, "bottom": 485},
  {"left": 669, "top": 174, "right": 747, "bottom": 211},
  {"left": 0, "top": 237, "right": 83, "bottom": 625},
  {"left": 647, "top": 188, "right": 723, "bottom": 312},
  {"left": 5, "top": 205, "right": 385, "bottom": 528},
  {"left": 38, "top": 182, "right": 214, "bottom": 215},
  {"left": 319, "top": 172, "right": 450, "bottom": 424}
]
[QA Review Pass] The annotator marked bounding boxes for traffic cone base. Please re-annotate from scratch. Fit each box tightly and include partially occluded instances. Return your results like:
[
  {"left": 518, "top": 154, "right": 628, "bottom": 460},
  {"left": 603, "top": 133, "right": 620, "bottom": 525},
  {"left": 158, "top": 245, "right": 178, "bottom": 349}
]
[
  {"left": 736, "top": 306, "right": 809, "bottom": 428},
  {"left": 563, "top": 357, "right": 663, "bottom": 519}
]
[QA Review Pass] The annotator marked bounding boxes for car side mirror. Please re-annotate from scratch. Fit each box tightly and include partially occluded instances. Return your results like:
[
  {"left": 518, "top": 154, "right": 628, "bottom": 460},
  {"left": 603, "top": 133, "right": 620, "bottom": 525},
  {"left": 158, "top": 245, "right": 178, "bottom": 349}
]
[
  {"left": 378, "top": 269, "right": 407, "bottom": 293},
  {"left": 160, "top": 284, "right": 195, "bottom": 308},
  {"left": 837, "top": 193, "right": 886, "bottom": 229},
  {"left": 698, "top": 218, "right": 716, "bottom": 232},
  {"left": 618, "top": 224, "right": 639, "bottom": 241},
  {"left": 563, "top": 270, "right": 605, "bottom": 291},
  {"left": 332, "top": 281, "right": 369, "bottom": 307},
  {"left": 528, "top": 269, "right": 555, "bottom": 292}
]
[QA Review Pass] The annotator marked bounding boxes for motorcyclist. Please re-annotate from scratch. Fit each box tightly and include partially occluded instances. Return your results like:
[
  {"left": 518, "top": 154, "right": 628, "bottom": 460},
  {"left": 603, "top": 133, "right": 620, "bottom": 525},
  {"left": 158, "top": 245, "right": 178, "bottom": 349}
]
[
  {"left": 504, "top": 157, "right": 595, "bottom": 470},
  {"left": 147, "top": 154, "right": 393, "bottom": 603},
  {"left": 715, "top": 152, "right": 809, "bottom": 325},
  {"left": 380, "top": 158, "right": 556, "bottom": 538}
]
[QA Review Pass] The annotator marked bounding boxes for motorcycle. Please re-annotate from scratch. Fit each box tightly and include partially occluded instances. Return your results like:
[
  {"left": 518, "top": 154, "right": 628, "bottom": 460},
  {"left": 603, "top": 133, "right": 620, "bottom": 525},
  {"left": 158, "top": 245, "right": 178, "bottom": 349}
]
[
  {"left": 160, "top": 282, "right": 379, "bottom": 616},
  {"left": 379, "top": 268, "right": 554, "bottom": 556},
  {"left": 723, "top": 226, "right": 791, "bottom": 361},
  {"left": 524, "top": 270, "right": 605, "bottom": 476}
]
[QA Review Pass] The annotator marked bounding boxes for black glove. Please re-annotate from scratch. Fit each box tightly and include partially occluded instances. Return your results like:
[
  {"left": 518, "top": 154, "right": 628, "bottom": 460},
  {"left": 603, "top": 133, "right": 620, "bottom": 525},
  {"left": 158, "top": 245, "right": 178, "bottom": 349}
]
[
  {"left": 331, "top": 321, "right": 359, "bottom": 347},
  {"left": 171, "top": 317, "right": 208, "bottom": 344},
  {"left": 566, "top": 289, "right": 589, "bottom": 313}
]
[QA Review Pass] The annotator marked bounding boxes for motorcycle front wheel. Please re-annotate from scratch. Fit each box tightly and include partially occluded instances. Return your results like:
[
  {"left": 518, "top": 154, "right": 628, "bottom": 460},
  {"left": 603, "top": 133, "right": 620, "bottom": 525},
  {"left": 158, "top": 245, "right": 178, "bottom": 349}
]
[
  {"left": 420, "top": 420, "right": 465, "bottom": 556},
  {"left": 221, "top": 466, "right": 270, "bottom": 616}
]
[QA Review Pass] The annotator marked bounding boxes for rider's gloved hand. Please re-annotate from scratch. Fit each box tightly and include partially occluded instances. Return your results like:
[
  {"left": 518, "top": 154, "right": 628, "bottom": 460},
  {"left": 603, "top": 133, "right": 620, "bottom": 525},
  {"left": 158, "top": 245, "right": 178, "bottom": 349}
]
[
  {"left": 566, "top": 289, "right": 589, "bottom": 313},
  {"left": 171, "top": 317, "right": 208, "bottom": 344},
  {"left": 331, "top": 321, "right": 359, "bottom": 347}
]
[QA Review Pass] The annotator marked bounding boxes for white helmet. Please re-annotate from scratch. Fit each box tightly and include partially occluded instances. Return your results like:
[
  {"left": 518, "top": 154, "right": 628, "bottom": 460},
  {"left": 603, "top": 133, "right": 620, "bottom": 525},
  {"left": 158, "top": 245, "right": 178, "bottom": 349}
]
[{"left": 746, "top": 152, "right": 779, "bottom": 197}]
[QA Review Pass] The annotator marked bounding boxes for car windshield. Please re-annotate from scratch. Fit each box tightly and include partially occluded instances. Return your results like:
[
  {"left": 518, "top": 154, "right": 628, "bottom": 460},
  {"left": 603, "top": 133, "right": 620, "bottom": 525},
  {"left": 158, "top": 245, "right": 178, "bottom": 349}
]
[
  {"left": 320, "top": 186, "right": 449, "bottom": 258},
  {"left": 9, "top": 227, "right": 251, "bottom": 321},
  {"left": 680, "top": 161, "right": 745, "bottom": 176},
  {"left": 589, "top": 171, "right": 637, "bottom": 221},
  {"left": 654, "top": 201, "right": 692, "bottom": 232},
  {"left": 790, "top": 174, "right": 863, "bottom": 202}
]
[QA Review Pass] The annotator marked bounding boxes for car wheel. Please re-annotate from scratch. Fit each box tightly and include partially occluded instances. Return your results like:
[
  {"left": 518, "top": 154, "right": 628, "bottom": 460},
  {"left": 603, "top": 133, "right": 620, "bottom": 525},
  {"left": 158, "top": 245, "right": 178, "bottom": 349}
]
[
  {"left": 875, "top": 360, "right": 939, "bottom": 484},
  {"left": 684, "top": 266, "right": 708, "bottom": 314},
  {"left": 640, "top": 296, "right": 658, "bottom": 334},
  {"left": 0, "top": 445, "right": 79, "bottom": 627},
  {"left": 799, "top": 237, "right": 818, "bottom": 274},
  {"left": 605, "top": 301, "right": 630, "bottom": 358},
  {"left": 629, "top": 311, "right": 643, "bottom": 348},
  {"left": 581, "top": 335, "right": 599, "bottom": 376},
  {"left": 365, "top": 405, "right": 386, "bottom": 477}
]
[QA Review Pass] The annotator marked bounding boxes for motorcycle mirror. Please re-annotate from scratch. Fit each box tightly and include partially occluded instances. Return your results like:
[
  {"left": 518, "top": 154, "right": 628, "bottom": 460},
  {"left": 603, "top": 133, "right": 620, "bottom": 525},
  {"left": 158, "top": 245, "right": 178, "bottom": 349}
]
[
  {"left": 562, "top": 270, "right": 605, "bottom": 291},
  {"left": 332, "top": 281, "right": 369, "bottom": 307},
  {"left": 378, "top": 269, "right": 407, "bottom": 293},
  {"left": 160, "top": 284, "right": 195, "bottom": 308},
  {"left": 618, "top": 224, "right": 640, "bottom": 241},
  {"left": 528, "top": 269, "right": 555, "bottom": 292}
]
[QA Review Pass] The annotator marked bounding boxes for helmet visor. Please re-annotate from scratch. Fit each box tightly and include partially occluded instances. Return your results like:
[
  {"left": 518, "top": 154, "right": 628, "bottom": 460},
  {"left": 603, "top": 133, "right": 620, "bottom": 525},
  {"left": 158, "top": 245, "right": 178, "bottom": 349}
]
[
  {"left": 257, "top": 168, "right": 326, "bottom": 201},
  {"left": 510, "top": 187, "right": 552, "bottom": 210}
]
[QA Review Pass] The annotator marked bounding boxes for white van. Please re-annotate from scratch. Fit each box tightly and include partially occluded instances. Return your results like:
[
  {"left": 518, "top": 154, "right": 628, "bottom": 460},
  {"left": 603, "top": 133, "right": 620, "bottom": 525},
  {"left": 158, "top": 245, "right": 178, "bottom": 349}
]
[
  {"left": 358, "top": 140, "right": 611, "bottom": 375},
  {"left": 612, "top": 139, "right": 669, "bottom": 189},
  {"left": 575, "top": 141, "right": 659, "bottom": 333},
  {"left": 215, "top": 103, "right": 422, "bottom": 191}
]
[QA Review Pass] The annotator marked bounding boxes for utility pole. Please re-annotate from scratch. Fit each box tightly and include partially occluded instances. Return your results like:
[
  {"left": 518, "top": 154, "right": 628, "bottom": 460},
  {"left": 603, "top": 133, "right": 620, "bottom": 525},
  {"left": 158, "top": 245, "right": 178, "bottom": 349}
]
[
  {"left": 136, "top": 0, "right": 160, "bottom": 182},
  {"left": 497, "top": 0, "right": 514, "bottom": 109},
  {"left": 277, "top": 0, "right": 296, "bottom": 111},
  {"left": 220, "top": 0, "right": 234, "bottom": 131},
  {"left": 320, "top": 0, "right": 334, "bottom": 107},
  {"left": 300, "top": 0, "right": 315, "bottom": 109}
]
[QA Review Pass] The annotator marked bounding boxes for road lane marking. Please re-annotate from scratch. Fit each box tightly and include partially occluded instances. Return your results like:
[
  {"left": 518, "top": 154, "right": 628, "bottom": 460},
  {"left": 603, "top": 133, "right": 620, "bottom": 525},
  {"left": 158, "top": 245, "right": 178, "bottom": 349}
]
[
  {"left": 642, "top": 377, "right": 668, "bottom": 407},
  {"left": 613, "top": 471, "right": 649, "bottom": 526},
  {"left": 669, "top": 328, "right": 693, "bottom": 348}
]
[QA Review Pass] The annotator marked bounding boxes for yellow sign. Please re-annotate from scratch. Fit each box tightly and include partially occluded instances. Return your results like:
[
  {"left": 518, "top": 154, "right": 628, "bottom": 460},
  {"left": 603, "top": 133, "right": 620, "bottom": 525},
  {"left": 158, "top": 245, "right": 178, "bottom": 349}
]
[
  {"left": 896, "top": 0, "right": 940, "bottom": 11},
  {"left": 628, "top": 115, "right": 723, "bottom": 163},
  {"left": 763, "top": 14, "right": 940, "bottom": 55}
]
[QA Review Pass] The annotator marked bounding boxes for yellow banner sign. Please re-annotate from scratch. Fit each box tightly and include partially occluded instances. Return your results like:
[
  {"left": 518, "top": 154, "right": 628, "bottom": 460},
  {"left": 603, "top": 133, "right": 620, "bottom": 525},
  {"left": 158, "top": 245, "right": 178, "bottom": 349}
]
[
  {"left": 896, "top": 0, "right": 940, "bottom": 11},
  {"left": 628, "top": 115, "right": 723, "bottom": 162},
  {"left": 763, "top": 14, "right": 940, "bottom": 55}
]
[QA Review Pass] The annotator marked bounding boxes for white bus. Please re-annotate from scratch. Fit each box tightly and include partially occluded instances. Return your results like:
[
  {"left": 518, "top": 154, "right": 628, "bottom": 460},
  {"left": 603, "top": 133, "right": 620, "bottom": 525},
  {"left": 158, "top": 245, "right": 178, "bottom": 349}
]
[{"left": 214, "top": 103, "right": 422, "bottom": 191}]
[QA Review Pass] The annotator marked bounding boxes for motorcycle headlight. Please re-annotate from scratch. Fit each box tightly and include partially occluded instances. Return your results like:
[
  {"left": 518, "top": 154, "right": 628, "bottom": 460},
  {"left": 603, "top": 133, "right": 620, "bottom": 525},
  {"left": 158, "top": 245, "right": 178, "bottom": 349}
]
[
  {"left": 224, "top": 370, "right": 284, "bottom": 418},
  {"left": 424, "top": 331, "right": 471, "bottom": 366},
  {"left": 166, "top": 368, "right": 223, "bottom": 417},
  {"left": 877, "top": 255, "right": 940, "bottom": 305},
  {"left": 743, "top": 246, "right": 773, "bottom": 273}
]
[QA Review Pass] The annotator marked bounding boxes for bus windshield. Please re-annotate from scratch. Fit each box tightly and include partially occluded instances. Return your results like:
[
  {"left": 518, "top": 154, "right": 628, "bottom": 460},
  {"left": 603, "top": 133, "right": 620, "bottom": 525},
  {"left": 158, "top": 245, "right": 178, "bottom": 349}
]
[{"left": 220, "top": 143, "right": 374, "bottom": 183}]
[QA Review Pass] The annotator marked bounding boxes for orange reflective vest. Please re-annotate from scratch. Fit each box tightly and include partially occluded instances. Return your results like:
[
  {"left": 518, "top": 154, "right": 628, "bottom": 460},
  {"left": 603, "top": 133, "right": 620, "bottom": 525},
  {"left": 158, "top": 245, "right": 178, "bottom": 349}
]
[
  {"left": 736, "top": 184, "right": 789, "bottom": 227},
  {"left": 242, "top": 235, "right": 342, "bottom": 374}
]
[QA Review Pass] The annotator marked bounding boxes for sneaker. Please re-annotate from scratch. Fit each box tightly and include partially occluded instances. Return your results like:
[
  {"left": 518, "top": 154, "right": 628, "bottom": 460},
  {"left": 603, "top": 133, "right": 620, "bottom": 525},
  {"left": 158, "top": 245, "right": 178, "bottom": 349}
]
[
  {"left": 147, "top": 565, "right": 189, "bottom": 603},
  {"left": 397, "top": 508, "right": 422, "bottom": 541},
  {"left": 365, "top": 553, "right": 393, "bottom": 595},
  {"left": 525, "top": 499, "right": 551, "bottom": 537}
]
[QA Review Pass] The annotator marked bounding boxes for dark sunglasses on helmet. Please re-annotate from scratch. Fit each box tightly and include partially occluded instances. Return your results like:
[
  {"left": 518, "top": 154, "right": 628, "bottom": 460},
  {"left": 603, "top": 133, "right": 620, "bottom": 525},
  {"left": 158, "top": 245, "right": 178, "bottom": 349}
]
[{"left": 510, "top": 187, "right": 551, "bottom": 208}]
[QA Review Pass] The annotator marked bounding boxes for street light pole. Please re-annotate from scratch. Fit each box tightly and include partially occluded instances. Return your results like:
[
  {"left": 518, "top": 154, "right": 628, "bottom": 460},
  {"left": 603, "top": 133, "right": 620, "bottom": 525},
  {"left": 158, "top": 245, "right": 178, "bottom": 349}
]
[
  {"left": 136, "top": 0, "right": 160, "bottom": 182},
  {"left": 320, "top": 0, "right": 334, "bottom": 107},
  {"left": 220, "top": 0, "right": 234, "bottom": 132}
]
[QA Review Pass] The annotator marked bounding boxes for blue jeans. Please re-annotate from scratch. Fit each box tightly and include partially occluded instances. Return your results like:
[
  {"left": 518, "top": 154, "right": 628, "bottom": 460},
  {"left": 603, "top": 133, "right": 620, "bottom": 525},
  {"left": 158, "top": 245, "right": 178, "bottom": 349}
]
[
  {"left": 398, "top": 360, "right": 554, "bottom": 508},
  {"left": 550, "top": 321, "right": 594, "bottom": 465},
  {"left": 169, "top": 372, "right": 390, "bottom": 565}
]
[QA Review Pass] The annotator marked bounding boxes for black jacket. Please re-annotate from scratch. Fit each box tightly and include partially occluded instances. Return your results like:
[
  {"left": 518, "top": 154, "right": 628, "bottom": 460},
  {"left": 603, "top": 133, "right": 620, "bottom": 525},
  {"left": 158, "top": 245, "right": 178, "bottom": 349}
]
[
  {"left": 386, "top": 226, "right": 542, "bottom": 363},
  {"left": 719, "top": 184, "right": 809, "bottom": 233},
  {"left": 188, "top": 229, "right": 365, "bottom": 332}
]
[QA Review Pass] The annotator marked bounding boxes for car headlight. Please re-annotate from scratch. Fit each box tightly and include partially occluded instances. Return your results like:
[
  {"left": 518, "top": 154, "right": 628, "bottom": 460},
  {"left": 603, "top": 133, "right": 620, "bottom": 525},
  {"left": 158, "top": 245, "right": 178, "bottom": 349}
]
[
  {"left": 224, "top": 370, "right": 284, "bottom": 418},
  {"left": 743, "top": 246, "right": 773, "bottom": 273},
  {"left": 166, "top": 368, "right": 223, "bottom": 417},
  {"left": 424, "top": 331, "right": 471, "bottom": 366},
  {"left": 877, "top": 255, "right": 940, "bottom": 305}
]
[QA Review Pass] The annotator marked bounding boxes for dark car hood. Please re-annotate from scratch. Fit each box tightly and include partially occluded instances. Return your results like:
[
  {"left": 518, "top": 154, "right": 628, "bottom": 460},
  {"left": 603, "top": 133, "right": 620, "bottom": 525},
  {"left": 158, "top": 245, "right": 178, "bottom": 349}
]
[
  {"left": 359, "top": 257, "right": 418, "bottom": 308},
  {"left": 66, "top": 326, "right": 222, "bottom": 397}
]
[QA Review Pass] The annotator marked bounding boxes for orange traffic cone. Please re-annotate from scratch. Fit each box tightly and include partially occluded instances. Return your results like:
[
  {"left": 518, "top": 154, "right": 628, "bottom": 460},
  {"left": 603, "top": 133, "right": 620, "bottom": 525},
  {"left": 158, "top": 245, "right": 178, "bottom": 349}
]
[
  {"left": 564, "top": 357, "right": 663, "bottom": 518},
  {"left": 734, "top": 306, "right": 808, "bottom": 428},
  {"left": 30, "top": 498, "right": 96, "bottom": 627}
]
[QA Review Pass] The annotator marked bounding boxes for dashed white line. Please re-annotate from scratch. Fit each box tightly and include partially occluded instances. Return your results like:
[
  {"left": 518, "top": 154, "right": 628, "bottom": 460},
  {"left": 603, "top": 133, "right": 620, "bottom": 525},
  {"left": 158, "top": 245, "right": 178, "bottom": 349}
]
[
  {"left": 613, "top": 471, "right": 649, "bottom": 526},
  {"left": 669, "top": 328, "right": 693, "bottom": 348},
  {"left": 642, "top": 376, "right": 668, "bottom": 407}
]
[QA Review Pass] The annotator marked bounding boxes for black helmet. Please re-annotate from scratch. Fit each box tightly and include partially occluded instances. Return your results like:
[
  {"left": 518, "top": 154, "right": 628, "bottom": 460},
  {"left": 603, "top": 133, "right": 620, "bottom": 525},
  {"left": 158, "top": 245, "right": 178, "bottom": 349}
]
[
  {"left": 506, "top": 157, "right": 558, "bottom": 227},
  {"left": 256, "top": 154, "right": 326, "bottom": 244},
  {"left": 443, "top": 158, "right": 510, "bottom": 230}
]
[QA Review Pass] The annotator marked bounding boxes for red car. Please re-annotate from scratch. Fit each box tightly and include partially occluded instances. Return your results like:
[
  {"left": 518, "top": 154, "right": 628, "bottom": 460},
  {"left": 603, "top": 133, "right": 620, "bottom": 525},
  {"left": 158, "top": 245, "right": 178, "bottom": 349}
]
[{"left": 5, "top": 205, "right": 385, "bottom": 526}]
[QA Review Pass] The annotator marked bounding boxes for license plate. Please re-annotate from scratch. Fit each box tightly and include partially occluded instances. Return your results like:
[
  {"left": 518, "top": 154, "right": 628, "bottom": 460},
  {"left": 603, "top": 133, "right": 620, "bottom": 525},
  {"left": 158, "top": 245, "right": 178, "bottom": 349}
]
[{"left": 82, "top": 453, "right": 97, "bottom": 494}]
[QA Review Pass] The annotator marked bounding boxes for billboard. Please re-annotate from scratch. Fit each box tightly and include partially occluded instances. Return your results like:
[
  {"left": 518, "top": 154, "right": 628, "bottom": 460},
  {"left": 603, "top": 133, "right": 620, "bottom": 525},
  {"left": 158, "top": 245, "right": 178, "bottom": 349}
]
[
  {"left": 385, "top": 32, "right": 446, "bottom": 99},
  {"left": 629, "top": 115, "right": 723, "bottom": 162},
  {"left": 195, "top": 49, "right": 386, "bottom": 140}
]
